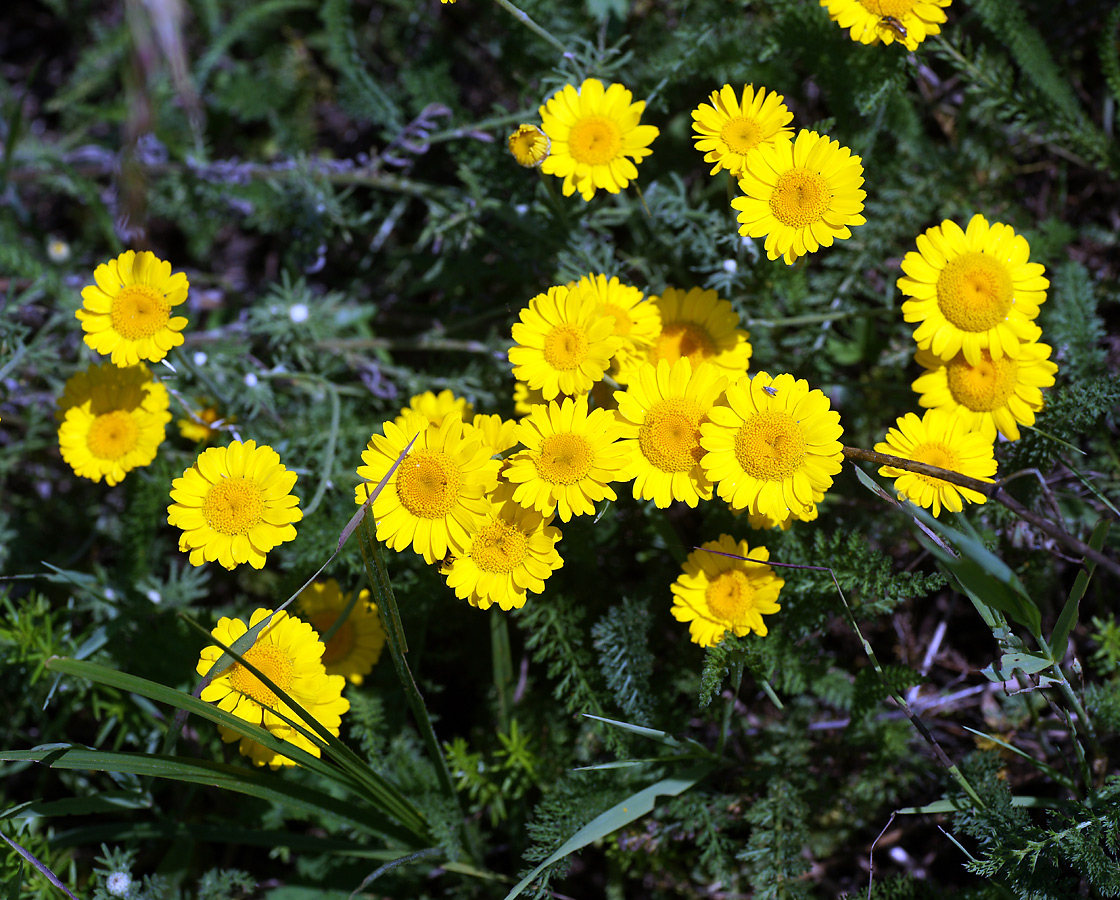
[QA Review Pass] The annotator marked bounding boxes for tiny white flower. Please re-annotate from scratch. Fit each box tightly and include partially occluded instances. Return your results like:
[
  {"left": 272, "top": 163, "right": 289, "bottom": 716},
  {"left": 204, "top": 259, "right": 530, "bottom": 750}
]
[
  {"left": 106, "top": 871, "right": 132, "bottom": 897},
  {"left": 145, "top": 588, "right": 161, "bottom": 604},
  {"left": 47, "top": 238, "right": 71, "bottom": 263},
  {"left": 289, "top": 303, "right": 309, "bottom": 324},
  {"left": 722, "top": 259, "right": 737, "bottom": 273},
  {"left": 244, "top": 372, "right": 259, "bottom": 388},
  {"left": 193, "top": 351, "right": 208, "bottom": 366}
]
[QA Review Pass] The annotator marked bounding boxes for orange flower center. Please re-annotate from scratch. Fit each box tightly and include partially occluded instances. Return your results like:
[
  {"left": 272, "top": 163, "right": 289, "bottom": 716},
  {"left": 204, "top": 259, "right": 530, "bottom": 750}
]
[
  {"left": 639, "top": 397, "right": 705, "bottom": 473},
  {"left": 859, "top": 0, "right": 913, "bottom": 16},
  {"left": 769, "top": 168, "right": 832, "bottom": 228},
  {"left": 203, "top": 478, "right": 266, "bottom": 535},
  {"left": 396, "top": 450, "right": 462, "bottom": 519},
  {"left": 720, "top": 117, "right": 765, "bottom": 155},
  {"left": 471, "top": 518, "right": 529, "bottom": 573},
  {"left": 936, "top": 252, "right": 1013, "bottom": 333},
  {"left": 229, "top": 642, "right": 292, "bottom": 709},
  {"left": 111, "top": 284, "right": 171, "bottom": 340},
  {"left": 651, "top": 322, "right": 716, "bottom": 366},
  {"left": 946, "top": 350, "right": 1019, "bottom": 412},
  {"left": 308, "top": 612, "right": 356, "bottom": 666},
  {"left": 733, "top": 410, "right": 806, "bottom": 480},
  {"left": 705, "top": 569, "right": 755, "bottom": 622},
  {"left": 543, "top": 324, "right": 589, "bottom": 371},
  {"left": 568, "top": 115, "right": 623, "bottom": 166},
  {"left": 86, "top": 410, "right": 139, "bottom": 460},
  {"left": 911, "top": 441, "right": 959, "bottom": 486},
  {"left": 600, "top": 302, "right": 633, "bottom": 337},
  {"left": 536, "top": 433, "right": 594, "bottom": 485}
]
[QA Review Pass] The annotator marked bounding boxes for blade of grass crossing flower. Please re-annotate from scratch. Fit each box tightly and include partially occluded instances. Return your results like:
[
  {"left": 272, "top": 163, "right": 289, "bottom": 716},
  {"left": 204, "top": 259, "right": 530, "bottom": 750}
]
[
  {"left": 1048, "top": 518, "right": 1110, "bottom": 661},
  {"left": 581, "top": 714, "right": 713, "bottom": 756},
  {"left": 961, "top": 726, "right": 1075, "bottom": 791},
  {"left": 501, "top": 765, "right": 713, "bottom": 900}
]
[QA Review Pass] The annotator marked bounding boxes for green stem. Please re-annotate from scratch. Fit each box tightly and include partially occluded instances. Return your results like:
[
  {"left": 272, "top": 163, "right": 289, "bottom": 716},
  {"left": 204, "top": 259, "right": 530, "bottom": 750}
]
[
  {"left": 716, "top": 662, "right": 744, "bottom": 757},
  {"left": 491, "top": 614, "right": 514, "bottom": 734},
  {"left": 357, "top": 516, "right": 481, "bottom": 862},
  {"left": 488, "top": 0, "right": 568, "bottom": 53}
]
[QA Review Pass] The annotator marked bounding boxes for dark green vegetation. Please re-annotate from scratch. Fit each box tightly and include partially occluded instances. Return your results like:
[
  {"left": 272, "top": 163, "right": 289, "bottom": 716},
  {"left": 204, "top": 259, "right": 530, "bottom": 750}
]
[{"left": 1, "top": 0, "right": 1119, "bottom": 897}]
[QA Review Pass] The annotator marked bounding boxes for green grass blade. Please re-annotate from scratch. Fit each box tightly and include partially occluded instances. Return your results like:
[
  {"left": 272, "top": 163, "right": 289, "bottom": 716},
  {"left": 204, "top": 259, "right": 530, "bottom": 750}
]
[
  {"left": 1048, "top": 518, "right": 1111, "bottom": 660},
  {"left": 501, "top": 764, "right": 712, "bottom": 900}
]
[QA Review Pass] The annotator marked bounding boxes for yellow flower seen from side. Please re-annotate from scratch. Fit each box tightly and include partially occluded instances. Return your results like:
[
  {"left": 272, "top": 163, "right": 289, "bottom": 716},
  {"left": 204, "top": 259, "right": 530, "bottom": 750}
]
[
  {"left": 505, "top": 396, "right": 630, "bottom": 522},
  {"left": 197, "top": 608, "right": 349, "bottom": 770},
  {"left": 912, "top": 344, "right": 1057, "bottom": 442},
  {"left": 733, "top": 129, "right": 866, "bottom": 265},
  {"left": 394, "top": 389, "right": 474, "bottom": 431},
  {"left": 700, "top": 372, "right": 844, "bottom": 519},
  {"left": 539, "top": 78, "right": 660, "bottom": 201},
  {"left": 508, "top": 124, "right": 550, "bottom": 168},
  {"left": 821, "top": 0, "right": 952, "bottom": 52},
  {"left": 57, "top": 363, "right": 171, "bottom": 486},
  {"left": 355, "top": 411, "right": 499, "bottom": 564},
  {"left": 168, "top": 440, "right": 302, "bottom": 570},
  {"left": 178, "top": 404, "right": 234, "bottom": 444},
  {"left": 671, "top": 534, "right": 784, "bottom": 648},
  {"left": 648, "top": 286, "right": 752, "bottom": 378},
  {"left": 297, "top": 580, "right": 385, "bottom": 686},
  {"left": 899, "top": 214, "right": 1047, "bottom": 365},
  {"left": 469, "top": 413, "right": 521, "bottom": 456},
  {"left": 874, "top": 408, "right": 996, "bottom": 516},
  {"left": 76, "top": 250, "right": 189, "bottom": 367},
  {"left": 691, "top": 84, "right": 794, "bottom": 178},
  {"left": 574, "top": 272, "right": 661, "bottom": 386},
  {"left": 440, "top": 489, "right": 563, "bottom": 611},
  {"left": 745, "top": 503, "right": 819, "bottom": 531},
  {"left": 614, "top": 358, "right": 728, "bottom": 509},
  {"left": 509, "top": 284, "right": 620, "bottom": 401}
]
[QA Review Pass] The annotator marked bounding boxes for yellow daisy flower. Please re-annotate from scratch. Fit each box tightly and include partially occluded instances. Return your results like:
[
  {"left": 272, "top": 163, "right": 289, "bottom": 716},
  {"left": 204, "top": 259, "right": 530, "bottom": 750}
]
[
  {"left": 700, "top": 372, "right": 844, "bottom": 519},
  {"left": 440, "top": 489, "right": 563, "bottom": 611},
  {"left": 573, "top": 272, "right": 661, "bottom": 386},
  {"left": 393, "top": 389, "right": 474, "bottom": 430},
  {"left": 76, "top": 250, "right": 190, "bottom": 367},
  {"left": 912, "top": 344, "right": 1057, "bottom": 442},
  {"left": 732, "top": 129, "right": 866, "bottom": 265},
  {"left": 874, "top": 408, "right": 996, "bottom": 516},
  {"left": 671, "top": 534, "right": 784, "bottom": 648},
  {"left": 899, "top": 214, "right": 1048, "bottom": 365},
  {"left": 508, "top": 124, "right": 551, "bottom": 168},
  {"left": 745, "top": 503, "right": 819, "bottom": 530},
  {"left": 57, "top": 363, "right": 171, "bottom": 486},
  {"left": 691, "top": 84, "right": 794, "bottom": 178},
  {"left": 355, "top": 411, "right": 499, "bottom": 564},
  {"left": 168, "top": 440, "right": 302, "bottom": 570},
  {"left": 614, "top": 358, "right": 728, "bottom": 508},
  {"left": 469, "top": 413, "right": 520, "bottom": 456},
  {"left": 539, "top": 78, "right": 660, "bottom": 201},
  {"left": 821, "top": 0, "right": 951, "bottom": 52},
  {"left": 297, "top": 580, "right": 386, "bottom": 686},
  {"left": 197, "top": 608, "right": 349, "bottom": 770},
  {"left": 508, "top": 284, "right": 620, "bottom": 401},
  {"left": 177, "top": 403, "right": 234, "bottom": 444},
  {"left": 513, "top": 381, "right": 551, "bottom": 417},
  {"left": 648, "top": 286, "right": 752, "bottom": 378},
  {"left": 505, "top": 396, "right": 630, "bottom": 522}
]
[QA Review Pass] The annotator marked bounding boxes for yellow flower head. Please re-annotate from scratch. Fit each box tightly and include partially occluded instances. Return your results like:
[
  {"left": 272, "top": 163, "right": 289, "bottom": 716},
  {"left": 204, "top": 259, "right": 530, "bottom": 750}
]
[
  {"left": 355, "top": 411, "right": 500, "bottom": 564},
  {"left": 505, "top": 396, "right": 630, "bottom": 522},
  {"left": 821, "top": 0, "right": 952, "bottom": 52},
  {"left": 733, "top": 129, "right": 866, "bottom": 265},
  {"left": 440, "top": 488, "right": 563, "bottom": 611},
  {"left": 297, "top": 580, "right": 385, "bottom": 686},
  {"left": 874, "top": 408, "right": 996, "bottom": 516},
  {"left": 197, "top": 608, "right": 349, "bottom": 769},
  {"left": 572, "top": 272, "right": 661, "bottom": 386},
  {"left": 168, "top": 440, "right": 302, "bottom": 570},
  {"left": 912, "top": 343, "right": 1057, "bottom": 442},
  {"left": 671, "top": 534, "right": 784, "bottom": 648},
  {"left": 76, "top": 250, "right": 189, "bottom": 367},
  {"left": 509, "top": 284, "right": 620, "bottom": 401},
  {"left": 393, "top": 389, "right": 474, "bottom": 431},
  {"left": 614, "top": 358, "right": 728, "bottom": 509},
  {"left": 539, "top": 78, "right": 660, "bottom": 201},
  {"left": 178, "top": 403, "right": 234, "bottom": 444},
  {"left": 745, "top": 503, "right": 819, "bottom": 531},
  {"left": 700, "top": 372, "right": 844, "bottom": 519},
  {"left": 57, "top": 363, "right": 171, "bottom": 486},
  {"left": 899, "top": 214, "right": 1047, "bottom": 366},
  {"left": 468, "top": 413, "right": 521, "bottom": 456},
  {"left": 648, "top": 286, "right": 752, "bottom": 377},
  {"left": 508, "top": 124, "right": 551, "bottom": 168},
  {"left": 513, "top": 381, "right": 551, "bottom": 417},
  {"left": 691, "top": 84, "right": 794, "bottom": 178}
]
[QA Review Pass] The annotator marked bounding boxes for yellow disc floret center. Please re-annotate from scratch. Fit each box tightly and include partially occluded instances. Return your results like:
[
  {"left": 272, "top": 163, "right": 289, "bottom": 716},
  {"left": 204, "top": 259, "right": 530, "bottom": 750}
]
[
  {"left": 721, "top": 117, "right": 764, "bottom": 155},
  {"left": 652, "top": 322, "right": 716, "bottom": 366},
  {"left": 111, "top": 284, "right": 171, "bottom": 340},
  {"left": 536, "top": 433, "right": 594, "bottom": 485},
  {"left": 229, "top": 642, "right": 293, "bottom": 709},
  {"left": 568, "top": 115, "right": 623, "bottom": 166},
  {"left": 203, "top": 477, "right": 266, "bottom": 535},
  {"left": 936, "top": 252, "right": 1014, "bottom": 332},
  {"left": 912, "top": 442, "right": 958, "bottom": 485},
  {"left": 769, "top": 168, "right": 832, "bottom": 228},
  {"left": 396, "top": 450, "right": 462, "bottom": 519},
  {"left": 639, "top": 398, "right": 705, "bottom": 473},
  {"left": 705, "top": 569, "right": 755, "bottom": 622},
  {"left": 308, "top": 612, "right": 355, "bottom": 666},
  {"left": 471, "top": 519, "right": 528, "bottom": 574},
  {"left": 601, "top": 303, "right": 633, "bottom": 337},
  {"left": 860, "top": 0, "right": 913, "bottom": 16},
  {"left": 733, "top": 410, "right": 807, "bottom": 480},
  {"left": 946, "top": 351, "right": 1019, "bottom": 412},
  {"left": 543, "top": 324, "right": 589, "bottom": 371},
  {"left": 87, "top": 410, "right": 140, "bottom": 460}
]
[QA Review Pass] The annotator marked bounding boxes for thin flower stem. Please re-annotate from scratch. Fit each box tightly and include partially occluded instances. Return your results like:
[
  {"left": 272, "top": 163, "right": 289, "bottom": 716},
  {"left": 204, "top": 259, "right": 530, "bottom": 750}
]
[
  {"left": 717, "top": 662, "right": 744, "bottom": 758},
  {"left": 488, "top": 0, "right": 569, "bottom": 54},
  {"left": 491, "top": 613, "right": 514, "bottom": 734},
  {"left": 740, "top": 308, "right": 895, "bottom": 328},
  {"left": 843, "top": 446, "right": 1120, "bottom": 579},
  {"left": 314, "top": 336, "right": 498, "bottom": 355},
  {"left": 427, "top": 110, "right": 537, "bottom": 144}
]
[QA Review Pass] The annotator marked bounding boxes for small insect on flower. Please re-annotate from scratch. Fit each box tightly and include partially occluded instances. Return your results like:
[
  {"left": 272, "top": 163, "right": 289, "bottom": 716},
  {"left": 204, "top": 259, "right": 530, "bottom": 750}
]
[
  {"left": 880, "top": 15, "right": 907, "bottom": 38},
  {"left": 762, "top": 385, "right": 778, "bottom": 396}
]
